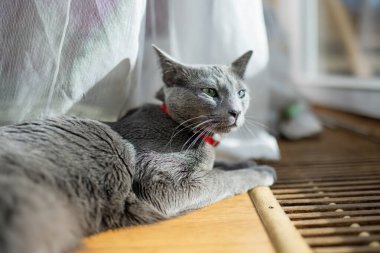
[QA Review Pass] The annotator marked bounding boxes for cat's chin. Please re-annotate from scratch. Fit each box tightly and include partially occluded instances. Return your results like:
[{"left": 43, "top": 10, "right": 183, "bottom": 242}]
[{"left": 213, "top": 124, "right": 238, "bottom": 134}]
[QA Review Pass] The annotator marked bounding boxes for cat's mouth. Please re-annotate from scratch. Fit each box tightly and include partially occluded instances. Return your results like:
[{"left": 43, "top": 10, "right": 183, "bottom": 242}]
[
  {"left": 193, "top": 116, "right": 241, "bottom": 134},
  {"left": 212, "top": 123, "right": 238, "bottom": 133}
]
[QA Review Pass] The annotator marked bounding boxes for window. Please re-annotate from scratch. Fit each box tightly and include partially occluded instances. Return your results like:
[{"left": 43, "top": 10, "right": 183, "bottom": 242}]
[{"left": 282, "top": 0, "right": 380, "bottom": 118}]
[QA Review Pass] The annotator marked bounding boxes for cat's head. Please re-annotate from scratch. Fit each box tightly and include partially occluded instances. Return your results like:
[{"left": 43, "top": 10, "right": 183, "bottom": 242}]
[{"left": 153, "top": 45, "right": 252, "bottom": 134}]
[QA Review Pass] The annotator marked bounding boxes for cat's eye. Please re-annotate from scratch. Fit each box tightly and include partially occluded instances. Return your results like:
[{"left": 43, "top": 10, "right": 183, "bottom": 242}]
[
  {"left": 238, "top": 89, "right": 246, "bottom": 98},
  {"left": 201, "top": 88, "right": 218, "bottom": 97}
]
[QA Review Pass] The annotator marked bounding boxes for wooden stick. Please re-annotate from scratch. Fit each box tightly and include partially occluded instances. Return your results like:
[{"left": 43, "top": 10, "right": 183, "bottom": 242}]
[
  {"left": 249, "top": 186, "right": 313, "bottom": 253},
  {"left": 325, "top": 0, "right": 373, "bottom": 77}
]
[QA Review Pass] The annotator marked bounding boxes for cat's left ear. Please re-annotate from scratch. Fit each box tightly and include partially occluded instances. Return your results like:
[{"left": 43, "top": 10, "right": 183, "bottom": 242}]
[{"left": 231, "top": 50, "right": 253, "bottom": 79}]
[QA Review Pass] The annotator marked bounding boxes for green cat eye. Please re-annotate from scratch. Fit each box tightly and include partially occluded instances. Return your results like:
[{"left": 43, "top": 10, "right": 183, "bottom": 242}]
[
  {"left": 201, "top": 88, "right": 218, "bottom": 97},
  {"left": 238, "top": 89, "right": 246, "bottom": 98}
]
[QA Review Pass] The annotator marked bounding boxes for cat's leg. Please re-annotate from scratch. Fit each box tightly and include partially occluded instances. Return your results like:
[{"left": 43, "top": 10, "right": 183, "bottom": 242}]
[
  {"left": 213, "top": 160, "right": 257, "bottom": 170},
  {"left": 135, "top": 154, "right": 276, "bottom": 216}
]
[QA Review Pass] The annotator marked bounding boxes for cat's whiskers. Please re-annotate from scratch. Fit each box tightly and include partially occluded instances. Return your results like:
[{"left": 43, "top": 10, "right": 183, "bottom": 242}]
[
  {"left": 180, "top": 120, "right": 213, "bottom": 152},
  {"left": 193, "top": 126, "right": 215, "bottom": 154},
  {"left": 242, "top": 123, "right": 255, "bottom": 139},
  {"left": 244, "top": 117, "right": 278, "bottom": 136},
  {"left": 165, "top": 122, "right": 203, "bottom": 151},
  {"left": 174, "top": 115, "right": 208, "bottom": 131},
  {"left": 163, "top": 115, "right": 208, "bottom": 151},
  {"left": 184, "top": 129, "right": 205, "bottom": 153},
  {"left": 186, "top": 125, "right": 213, "bottom": 153},
  {"left": 244, "top": 120, "right": 261, "bottom": 130},
  {"left": 181, "top": 128, "right": 203, "bottom": 153},
  {"left": 242, "top": 123, "right": 258, "bottom": 139},
  {"left": 244, "top": 117, "right": 270, "bottom": 130},
  {"left": 180, "top": 119, "right": 213, "bottom": 152}
]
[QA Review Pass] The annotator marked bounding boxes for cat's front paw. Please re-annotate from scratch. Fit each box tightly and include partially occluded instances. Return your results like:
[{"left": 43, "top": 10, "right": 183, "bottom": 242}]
[
  {"left": 229, "top": 165, "right": 277, "bottom": 194},
  {"left": 236, "top": 160, "right": 258, "bottom": 169},
  {"left": 252, "top": 165, "right": 277, "bottom": 186},
  {"left": 214, "top": 160, "right": 257, "bottom": 170}
]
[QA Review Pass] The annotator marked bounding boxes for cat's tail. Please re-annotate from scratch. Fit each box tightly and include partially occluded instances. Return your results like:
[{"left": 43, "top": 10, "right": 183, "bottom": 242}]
[{"left": 0, "top": 176, "right": 83, "bottom": 253}]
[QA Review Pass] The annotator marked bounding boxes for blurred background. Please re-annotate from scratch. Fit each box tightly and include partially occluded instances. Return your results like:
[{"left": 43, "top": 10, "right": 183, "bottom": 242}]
[
  {"left": 0, "top": 0, "right": 379, "bottom": 159},
  {"left": 275, "top": 0, "right": 380, "bottom": 118}
]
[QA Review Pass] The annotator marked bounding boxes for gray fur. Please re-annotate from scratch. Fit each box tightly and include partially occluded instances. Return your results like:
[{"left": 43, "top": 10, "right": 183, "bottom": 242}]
[
  {"left": 0, "top": 46, "right": 276, "bottom": 253},
  {"left": 0, "top": 118, "right": 164, "bottom": 253}
]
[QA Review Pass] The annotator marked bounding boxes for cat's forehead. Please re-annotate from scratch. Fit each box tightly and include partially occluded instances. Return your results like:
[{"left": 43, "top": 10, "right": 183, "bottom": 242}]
[{"left": 190, "top": 65, "right": 244, "bottom": 90}]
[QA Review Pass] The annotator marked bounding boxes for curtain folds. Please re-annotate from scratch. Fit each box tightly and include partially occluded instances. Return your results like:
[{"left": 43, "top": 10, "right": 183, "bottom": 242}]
[{"left": 1, "top": 0, "right": 146, "bottom": 122}]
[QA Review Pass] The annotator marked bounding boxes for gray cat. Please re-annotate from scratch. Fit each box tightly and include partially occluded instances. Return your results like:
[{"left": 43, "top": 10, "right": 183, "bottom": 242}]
[{"left": 0, "top": 46, "right": 276, "bottom": 253}]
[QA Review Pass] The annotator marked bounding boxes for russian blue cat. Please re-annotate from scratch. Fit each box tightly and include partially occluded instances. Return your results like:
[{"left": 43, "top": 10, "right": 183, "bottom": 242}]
[{"left": 0, "top": 46, "right": 276, "bottom": 253}]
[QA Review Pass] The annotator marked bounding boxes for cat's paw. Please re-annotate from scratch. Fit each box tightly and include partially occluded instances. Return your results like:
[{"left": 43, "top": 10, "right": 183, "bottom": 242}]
[
  {"left": 228, "top": 165, "right": 277, "bottom": 194},
  {"left": 252, "top": 165, "right": 277, "bottom": 186},
  {"left": 214, "top": 160, "right": 257, "bottom": 170},
  {"left": 236, "top": 160, "right": 258, "bottom": 169}
]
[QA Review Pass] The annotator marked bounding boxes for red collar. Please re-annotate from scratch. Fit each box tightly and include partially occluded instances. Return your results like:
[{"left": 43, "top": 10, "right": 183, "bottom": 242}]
[
  {"left": 160, "top": 103, "right": 220, "bottom": 147},
  {"left": 161, "top": 103, "right": 169, "bottom": 115}
]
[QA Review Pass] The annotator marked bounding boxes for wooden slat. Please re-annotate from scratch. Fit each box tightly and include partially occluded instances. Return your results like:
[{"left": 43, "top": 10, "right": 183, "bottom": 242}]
[
  {"left": 276, "top": 172, "right": 380, "bottom": 181},
  {"left": 277, "top": 171, "right": 380, "bottom": 180},
  {"left": 276, "top": 166, "right": 380, "bottom": 173},
  {"left": 276, "top": 190, "right": 380, "bottom": 200},
  {"left": 283, "top": 203, "right": 380, "bottom": 212},
  {"left": 273, "top": 185, "right": 380, "bottom": 195},
  {"left": 272, "top": 180, "right": 380, "bottom": 189},
  {"left": 293, "top": 216, "right": 380, "bottom": 227},
  {"left": 276, "top": 173, "right": 380, "bottom": 180},
  {"left": 277, "top": 165, "right": 380, "bottom": 173},
  {"left": 273, "top": 156, "right": 380, "bottom": 166},
  {"left": 300, "top": 225, "right": 380, "bottom": 237},
  {"left": 279, "top": 196, "right": 380, "bottom": 206},
  {"left": 305, "top": 235, "right": 380, "bottom": 246},
  {"left": 249, "top": 186, "right": 313, "bottom": 253},
  {"left": 313, "top": 246, "right": 380, "bottom": 253},
  {"left": 288, "top": 209, "right": 380, "bottom": 220}
]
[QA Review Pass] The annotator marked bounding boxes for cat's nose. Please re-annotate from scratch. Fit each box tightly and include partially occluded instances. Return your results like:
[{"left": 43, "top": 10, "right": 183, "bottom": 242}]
[{"left": 228, "top": 110, "right": 241, "bottom": 122}]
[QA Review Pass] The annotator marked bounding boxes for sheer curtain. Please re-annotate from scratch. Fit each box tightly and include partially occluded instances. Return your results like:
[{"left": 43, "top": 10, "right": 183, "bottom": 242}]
[
  {"left": 0, "top": 0, "right": 146, "bottom": 123},
  {"left": 1, "top": 0, "right": 279, "bottom": 159}
]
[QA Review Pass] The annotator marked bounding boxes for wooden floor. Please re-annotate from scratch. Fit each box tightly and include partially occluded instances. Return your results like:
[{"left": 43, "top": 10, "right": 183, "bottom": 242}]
[
  {"left": 76, "top": 107, "right": 380, "bottom": 253},
  {"left": 77, "top": 194, "right": 275, "bottom": 253}
]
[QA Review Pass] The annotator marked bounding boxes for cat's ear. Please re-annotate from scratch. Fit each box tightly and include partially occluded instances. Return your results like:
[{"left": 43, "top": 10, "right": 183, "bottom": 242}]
[
  {"left": 152, "top": 45, "right": 185, "bottom": 86},
  {"left": 231, "top": 50, "right": 253, "bottom": 79},
  {"left": 155, "top": 87, "right": 165, "bottom": 102}
]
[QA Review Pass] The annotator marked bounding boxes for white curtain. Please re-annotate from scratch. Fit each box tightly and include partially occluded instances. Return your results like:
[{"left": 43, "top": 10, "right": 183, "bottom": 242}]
[
  {"left": 0, "top": 0, "right": 279, "bottom": 159},
  {"left": 0, "top": 0, "right": 146, "bottom": 123}
]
